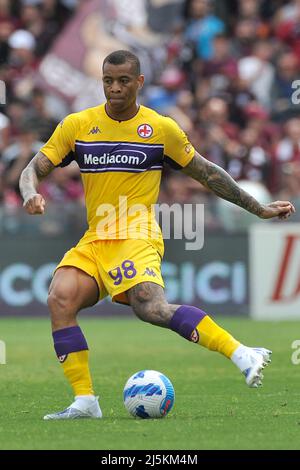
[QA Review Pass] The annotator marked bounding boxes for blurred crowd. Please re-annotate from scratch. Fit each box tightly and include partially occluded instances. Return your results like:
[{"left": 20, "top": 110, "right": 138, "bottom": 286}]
[{"left": 1, "top": 0, "right": 300, "bottom": 234}]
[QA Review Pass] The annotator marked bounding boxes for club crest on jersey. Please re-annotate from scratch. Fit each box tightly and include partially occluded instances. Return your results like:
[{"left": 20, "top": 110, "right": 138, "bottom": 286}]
[{"left": 137, "top": 124, "right": 153, "bottom": 138}]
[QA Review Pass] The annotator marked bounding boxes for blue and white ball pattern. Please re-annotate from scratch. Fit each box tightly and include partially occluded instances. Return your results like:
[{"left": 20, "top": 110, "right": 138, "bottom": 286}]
[{"left": 123, "top": 370, "right": 175, "bottom": 419}]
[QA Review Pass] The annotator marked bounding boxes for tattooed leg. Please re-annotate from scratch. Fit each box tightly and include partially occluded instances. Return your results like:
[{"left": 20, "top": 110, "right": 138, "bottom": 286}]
[{"left": 127, "top": 282, "right": 180, "bottom": 328}]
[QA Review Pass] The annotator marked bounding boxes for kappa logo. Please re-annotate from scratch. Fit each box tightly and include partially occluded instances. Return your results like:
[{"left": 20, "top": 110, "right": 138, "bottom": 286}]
[
  {"left": 137, "top": 124, "right": 153, "bottom": 138},
  {"left": 88, "top": 126, "right": 101, "bottom": 135},
  {"left": 142, "top": 267, "right": 157, "bottom": 277}
]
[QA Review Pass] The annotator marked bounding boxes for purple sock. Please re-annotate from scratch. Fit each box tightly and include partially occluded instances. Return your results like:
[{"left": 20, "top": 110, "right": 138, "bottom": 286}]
[
  {"left": 53, "top": 326, "right": 88, "bottom": 362},
  {"left": 169, "top": 305, "right": 207, "bottom": 343}
]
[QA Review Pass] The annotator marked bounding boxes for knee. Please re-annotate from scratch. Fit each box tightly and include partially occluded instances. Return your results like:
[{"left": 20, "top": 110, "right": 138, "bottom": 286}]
[{"left": 47, "top": 284, "right": 78, "bottom": 315}]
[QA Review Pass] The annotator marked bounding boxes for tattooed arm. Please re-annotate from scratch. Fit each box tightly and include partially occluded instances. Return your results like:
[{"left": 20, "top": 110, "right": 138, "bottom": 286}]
[
  {"left": 19, "top": 151, "right": 55, "bottom": 215},
  {"left": 182, "top": 152, "right": 295, "bottom": 219}
]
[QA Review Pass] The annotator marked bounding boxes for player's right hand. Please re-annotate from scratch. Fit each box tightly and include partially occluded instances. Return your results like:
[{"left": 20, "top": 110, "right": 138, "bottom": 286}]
[{"left": 23, "top": 193, "right": 46, "bottom": 215}]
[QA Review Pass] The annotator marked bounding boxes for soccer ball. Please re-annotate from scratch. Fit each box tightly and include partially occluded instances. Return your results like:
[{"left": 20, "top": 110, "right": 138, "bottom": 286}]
[{"left": 123, "top": 370, "right": 175, "bottom": 419}]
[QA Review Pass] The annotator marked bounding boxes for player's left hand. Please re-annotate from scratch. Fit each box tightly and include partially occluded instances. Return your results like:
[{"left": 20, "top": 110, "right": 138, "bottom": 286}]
[{"left": 259, "top": 201, "right": 296, "bottom": 220}]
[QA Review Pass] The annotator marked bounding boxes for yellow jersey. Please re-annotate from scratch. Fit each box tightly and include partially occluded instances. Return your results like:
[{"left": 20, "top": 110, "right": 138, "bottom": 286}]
[{"left": 40, "top": 104, "right": 195, "bottom": 243}]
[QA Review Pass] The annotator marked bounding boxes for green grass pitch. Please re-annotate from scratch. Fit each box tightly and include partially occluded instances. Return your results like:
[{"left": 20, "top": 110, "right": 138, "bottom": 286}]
[{"left": 0, "top": 317, "right": 300, "bottom": 450}]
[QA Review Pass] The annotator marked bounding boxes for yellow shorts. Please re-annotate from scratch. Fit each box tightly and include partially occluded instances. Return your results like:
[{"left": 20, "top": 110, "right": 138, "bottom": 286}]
[{"left": 55, "top": 238, "right": 165, "bottom": 305}]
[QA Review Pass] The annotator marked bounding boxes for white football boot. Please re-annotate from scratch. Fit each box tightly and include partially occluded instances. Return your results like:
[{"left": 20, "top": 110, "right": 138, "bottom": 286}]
[
  {"left": 43, "top": 395, "right": 102, "bottom": 420},
  {"left": 231, "top": 345, "right": 272, "bottom": 388}
]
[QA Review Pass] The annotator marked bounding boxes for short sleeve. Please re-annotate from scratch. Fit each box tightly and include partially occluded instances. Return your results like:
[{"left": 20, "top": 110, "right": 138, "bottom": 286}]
[
  {"left": 161, "top": 116, "right": 195, "bottom": 169},
  {"left": 40, "top": 114, "right": 78, "bottom": 166}
]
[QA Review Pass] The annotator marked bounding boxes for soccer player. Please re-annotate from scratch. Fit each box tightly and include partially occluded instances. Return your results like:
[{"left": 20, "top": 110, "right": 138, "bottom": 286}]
[{"left": 20, "top": 50, "right": 295, "bottom": 420}]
